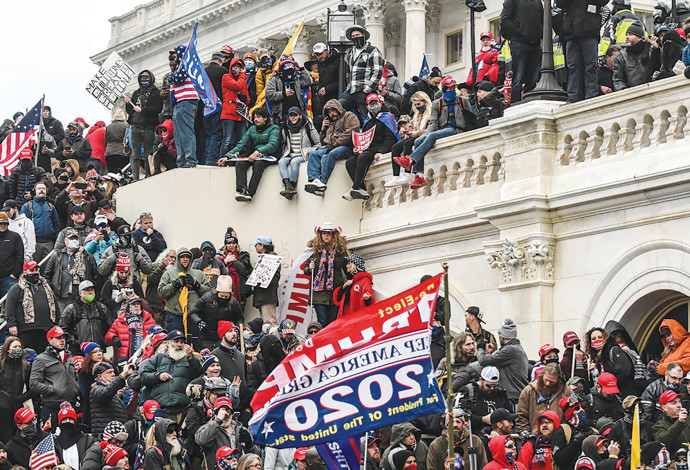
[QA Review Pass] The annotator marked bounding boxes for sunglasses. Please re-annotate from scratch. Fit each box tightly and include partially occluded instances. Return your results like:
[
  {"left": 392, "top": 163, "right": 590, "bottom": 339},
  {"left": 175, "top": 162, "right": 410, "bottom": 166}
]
[
  {"left": 308, "top": 330, "right": 319, "bottom": 334},
  {"left": 485, "top": 383, "right": 499, "bottom": 389},
  {"left": 139, "top": 212, "right": 152, "bottom": 219}
]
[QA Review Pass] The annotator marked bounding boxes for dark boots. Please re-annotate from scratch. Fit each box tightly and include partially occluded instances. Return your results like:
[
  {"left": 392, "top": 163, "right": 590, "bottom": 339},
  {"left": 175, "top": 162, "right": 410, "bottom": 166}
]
[{"left": 280, "top": 178, "right": 297, "bottom": 200}]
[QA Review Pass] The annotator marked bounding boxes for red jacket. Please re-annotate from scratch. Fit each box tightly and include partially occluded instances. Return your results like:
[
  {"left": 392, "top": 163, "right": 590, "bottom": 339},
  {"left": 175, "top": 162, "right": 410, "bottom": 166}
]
[
  {"left": 334, "top": 271, "right": 374, "bottom": 318},
  {"left": 156, "top": 120, "right": 177, "bottom": 159},
  {"left": 104, "top": 310, "right": 157, "bottom": 359},
  {"left": 221, "top": 58, "right": 250, "bottom": 121},
  {"left": 86, "top": 125, "right": 106, "bottom": 165},
  {"left": 517, "top": 411, "right": 559, "bottom": 470},
  {"left": 466, "top": 49, "right": 500, "bottom": 85},
  {"left": 484, "top": 435, "right": 527, "bottom": 470}
]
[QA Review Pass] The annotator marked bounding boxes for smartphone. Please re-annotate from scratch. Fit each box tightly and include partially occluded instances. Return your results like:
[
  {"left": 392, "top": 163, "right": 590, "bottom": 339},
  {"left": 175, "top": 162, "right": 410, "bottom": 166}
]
[
  {"left": 75, "top": 182, "right": 87, "bottom": 190},
  {"left": 65, "top": 146, "right": 71, "bottom": 151}
]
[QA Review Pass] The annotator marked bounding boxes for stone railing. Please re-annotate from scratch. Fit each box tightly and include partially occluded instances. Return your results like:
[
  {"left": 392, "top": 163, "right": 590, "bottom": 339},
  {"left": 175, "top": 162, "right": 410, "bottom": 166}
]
[{"left": 363, "top": 126, "right": 506, "bottom": 212}]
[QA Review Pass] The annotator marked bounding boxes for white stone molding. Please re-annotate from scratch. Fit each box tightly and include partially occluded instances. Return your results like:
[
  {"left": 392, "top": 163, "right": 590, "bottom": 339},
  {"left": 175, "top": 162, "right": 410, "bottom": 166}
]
[
  {"left": 484, "top": 235, "right": 555, "bottom": 289},
  {"left": 426, "top": 2, "right": 441, "bottom": 33}
]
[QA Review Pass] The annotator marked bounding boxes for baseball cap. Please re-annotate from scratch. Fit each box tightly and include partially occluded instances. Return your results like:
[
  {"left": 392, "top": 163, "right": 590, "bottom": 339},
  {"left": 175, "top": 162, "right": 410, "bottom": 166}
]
[
  {"left": 490, "top": 408, "right": 517, "bottom": 425},
  {"left": 659, "top": 390, "right": 681, "bottom": 406},
  {"left": 313, "top": 42, "right": 328, "bottom": 54},
  {"left": 0, "top": 212, "right": 8, "bottom": 224},
  {"left": 211, "top": 51, "right": 224, "bottom": 60},
  {"left": 79, "top": 280, "right": 94, "bottom": 291},
  {"left": 479, "top": 31, "right": 494, "bottom": 40},
  {"left": 216, "top": 447, "right": 240, "bottom": 462},
  {"left": 566, "top": 376, "right": 586, "bottom": 387},
  {"left": 480, "top": 366, "right": 500, "bottom": 382},
  {"left": 366, "top": 93, "right": 384, "bottom": 104},
  {"left": 19, "top": 148, "right": 34, "bottom": 160},
  {"left": 214, "top": 396, "right": 233, "bottom": 410},
  {"left": 280, "top": 319, "right": 296, "bottom": 334},
  {"left": 1, "top": 200, "right": 17, "bottom": 211},
  {"left": 597, "top": 372, "right": 620, "bottom": 394},
  {"left": 70, "top": 205, "right": 85, "bottom": 215},
  {"left": 563, "top": 331, "right": 580, "bottom": 346},
  {"left": 166, "top": 330, "right": 184, "bottom": 341},
  {"left": 440, "top": 76, "right": 457, "bottom": 89},
  {"left": 294, "top": 448, "right": 308, "bottom": 461},
  {"left": 466, "top": 306, "right": 485, "bottom": 323},
  {"left": 287, "top": 106, "right": 302, "bottom": 116},
  {"left": 98, "top": 198, "right": 113, "bottom": 209},
  {"left": 23, "top": 260, "right": 39, "bottom": 271},
  {"left": 250, "top": 235, "right": 272, "bottom": 246},
  {"left": 47, "top": 325, "right": 69, "bottom": 339},
  {"left": 94, "top": 214, "right": 108, "bottom": 227},
  {"left": 142, "top": 400, "right": 160, "bottom": 421},
  {"left": 539, "top": 344, "right": 560, "bottom": 358},
  {"left": 14, "top": 408, "right": 36, "bottom": 425}
]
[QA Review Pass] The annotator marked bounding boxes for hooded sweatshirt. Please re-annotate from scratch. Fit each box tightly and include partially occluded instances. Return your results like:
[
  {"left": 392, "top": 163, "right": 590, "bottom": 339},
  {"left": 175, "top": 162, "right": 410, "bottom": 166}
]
[
  {"left": 484, "top": 435, "right": 526, "bottom": 470},
  {"left": 221, "top": 58, "right": 250, "bottom": 121},
  {"left": 127, "top": 70, "right": 163, "bottom": 128},
  {"left": 381, "top": 422, "right": 428, "bottom": 470},
  {"left": 320, "top": 100, "right": 360, "bottom": 149},
  {"left": 658, "top": 319, "right": 690, "bottom": 375},
  {"left": 518, "top": 410, "right": 560, "bottom": 470},
  {"left": 158, "top": 247, "right": 211, "bottom": 317}
]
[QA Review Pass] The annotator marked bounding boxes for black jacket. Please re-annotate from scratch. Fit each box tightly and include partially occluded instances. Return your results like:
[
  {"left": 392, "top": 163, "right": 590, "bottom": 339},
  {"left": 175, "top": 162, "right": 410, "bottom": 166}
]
[
  {"left": 316, "top": 52, "right": 342, "bottom": 104},
  {"left": 60, "top": 298, "right": 110, "bottom": 348},
  {"left": 588, "top": 390, "right": 624, "bottom": 426},
  {"left": 81, "top": 439, "right": 106, "bottom": 470},
  {"left": 361, "top": 114, "right": 397, "bottom": 154},
  {"left": 43, "top": 247, "right": 100, "bottom": 300},
  {"left": 402, "top": 78, "right": 438, "bottom": 115},
  {"left": 190, "top": 293, "right": 244, "bottom": 344},
  {"left": 210, "top": 343, "right": 248, "bottom": 407},
  {"left": 44, "top": 115, "right": 65, "bottom": 143},
  {"left": 144, "top": 418, "right": 187, "bottom": 470},
  {"left": 500, "top": 0, "right": 544, "bottom": 44},
  {"left": 557, "top": 0, "right": 608, "bottom": 40},
  {"left": 205, "top": 62, "right": 229, "bottom": 101},
  {"left": 127, "top": 70, "right": 164, "bottom": 128},
  {"left": 55, "top": 135, "right": 93, "bottom": 173},
  {"left": 551, "top": 423, "right": 595, "bottom": 470},
  {"left": 6, "top": 427, "right": 50, "bottom": 468},
  {"left": 6, "top": 277, "right": 58, "bottom": 332},
  {"left": 247, "top": 335, "right": 284, "bottom": 396},
  {"left": 89, "top": 375, "right": 129, "bottom": 435},
  {"left": 55, "top": 426, "right": 97, "bottom": 468},
  {"left": 8, "top": 165, "right": 46, "bottom": 204},
  {"left": 0, "top": 229, "right": 24, "bottom": 278}
]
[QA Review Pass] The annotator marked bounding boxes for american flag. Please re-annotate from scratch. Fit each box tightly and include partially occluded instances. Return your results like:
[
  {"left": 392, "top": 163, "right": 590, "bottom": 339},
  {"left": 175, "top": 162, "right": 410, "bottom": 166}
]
[
  {"left": 0, "top": 98, "right": 42, "bottom": 176},
  {"left": 29, "top": 435, "right": 58, "bottom": 470}
]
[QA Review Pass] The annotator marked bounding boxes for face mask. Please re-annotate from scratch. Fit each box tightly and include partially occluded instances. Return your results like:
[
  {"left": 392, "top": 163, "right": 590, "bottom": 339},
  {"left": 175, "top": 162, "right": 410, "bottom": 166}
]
[
  {"left": 67, "top": 239, "right": 79, "bottom": 249},
  {"left": 352, "top": 36, "right": 366, "bottom": 48},
  {"left": 368, "top": 104, "right": 381, "bottom": 115},
  {"left": 545, "top": 358, "right": 559, "bottom": 364},
  {"left": 282, "top": 69, "right": 296, "bottom": 82},
  {"left": 119, "top": 235, "right": 131, "bottom": 246},
  {"left": 431, "top": 325, "right": 442, "bottom": 336},
  {"left": 506, "top": 453, "right": 515, "bottom": 464},
  {"left": 60, "top": 422, "right": 77, "bottom": 436},
  {"left": 415, "top": 105, "right": 426, "bottom": 114},
  {"left": 216, "top": 295, "right": 230, "bottom": 307},
  {"left": 82, "top": 293, "right": 95, "bottom": 303},
  {"left": 25, "top": 273, "right": 39, "bottom": 284},
  {"left": 20, "top": 422, "right": 37, "bottom": 441},
  {"left": 668, "top": 383, "right": 680, "bottom": 392},
  {"left": 654, "top": 449, "right": 671, "bottom": 469},
  {"left": 140, "top": 79, "right": 152, "bottom": 87},
  {"left": 591, "top": 338, "right": 605, "bottom": 350},
  {"left": 231, "top": 68, "right": 240, "bottom": 79},
  {"left": 404, "top": 465, "right": 417, "bottom": 470},
  {"left": 443, "top": 90, "right": 457, "bottom": 102},
  {"left": 10, "top": 348, "right": 23, "bottom": 359},
  {"left": 245, "top": 60, "right": 255, "bottom": 71},
  {"left": 569, "top": 409, "right": 587, "bottom": 428},
  {"left": 21, "top": 159, "right": 31, "bottom": 170},
  {"left": 160, "top": 131, "right": 169, "bottom": 139},
  {"left": 244, "top": 331, "right": 251, "bottom": 341},
  {"left": 218, "top": 458, "right": 236, "bottom": 470}
]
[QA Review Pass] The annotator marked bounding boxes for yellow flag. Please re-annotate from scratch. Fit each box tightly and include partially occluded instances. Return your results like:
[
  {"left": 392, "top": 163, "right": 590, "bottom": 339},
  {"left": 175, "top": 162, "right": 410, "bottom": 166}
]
[
  {"left": 630, "top": 403, "right": 641, "bottom": 469},
  {"left": 250, "top": 19, "right": 306, "bottom": 114},
  {"left": 178, "top": 272, "right": 190, "bottom": 336}
]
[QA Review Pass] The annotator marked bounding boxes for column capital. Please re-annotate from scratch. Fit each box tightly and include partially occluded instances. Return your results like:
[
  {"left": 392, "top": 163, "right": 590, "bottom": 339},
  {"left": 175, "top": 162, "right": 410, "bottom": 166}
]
[
  {"left": 402, "top": 0, "right": 428, "bottom": 13},
  {"left": 357, "top": 0, "right": 386, "bottom": 24},
  {"left": 426, "top": 2, "right": 441, "bottom": 33},
  {"left": 384, "top": 19, "right": 401, "bottom": 46},
  {"left": 292, "top": 25, "right": 317, "bottom": 53}
]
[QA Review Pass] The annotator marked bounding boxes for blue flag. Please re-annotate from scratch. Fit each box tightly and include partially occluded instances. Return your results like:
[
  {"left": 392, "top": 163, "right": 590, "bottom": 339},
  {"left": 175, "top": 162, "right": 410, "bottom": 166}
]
[
  {"left": 419, "top": 54, "right": 430, "bottom": 79},
  {"left": 317, "top": 436, "right": 362, "bottom": 470},
  {"left": 182, "top": 22, "right": 221, "bottom": 117}
]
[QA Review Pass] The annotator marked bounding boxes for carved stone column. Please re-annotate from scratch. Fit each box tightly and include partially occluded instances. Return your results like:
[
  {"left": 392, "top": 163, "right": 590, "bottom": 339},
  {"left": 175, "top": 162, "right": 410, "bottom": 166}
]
[
  {"left": 291, "top": 25, "right": 317, "bottom": 67},
  {"left": 402, "top": 0, "right": 428, "bottom": 80},
  {"left": 358, "top": 0, "right": 386, "bottom": 52}
]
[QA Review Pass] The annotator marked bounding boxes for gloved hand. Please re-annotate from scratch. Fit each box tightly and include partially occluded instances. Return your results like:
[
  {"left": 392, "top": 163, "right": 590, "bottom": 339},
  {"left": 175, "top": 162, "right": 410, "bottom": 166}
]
[
  {"left": 185, "top": 274, "right": 200, "bottom": 290},
  {"left": 239, "top": 427, "right": 253, "bottom": 447},
  {"left": 172, "top": 277, "right": 185, "bottom": 290},
  {"left": 237, "top": 92, "right": 248, "bottom": 103},
  {"left": 112, "top": 336, "right": 122, "bottom": 349},
  {"left": 197, "top": 320, "right": 208, "bottom": 331}
]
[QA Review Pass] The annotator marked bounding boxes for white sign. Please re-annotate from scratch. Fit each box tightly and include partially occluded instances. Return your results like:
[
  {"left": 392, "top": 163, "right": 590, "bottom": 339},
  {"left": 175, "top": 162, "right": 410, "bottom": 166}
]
[
  {"left": 86, "top": 51, "right": 136, "bottom": 110},
  {"left": 247, "top": 253, "right": 283, "bottom": 288},
  {"left": 277, "top": 249, "right": 316, "bottom": 336}
]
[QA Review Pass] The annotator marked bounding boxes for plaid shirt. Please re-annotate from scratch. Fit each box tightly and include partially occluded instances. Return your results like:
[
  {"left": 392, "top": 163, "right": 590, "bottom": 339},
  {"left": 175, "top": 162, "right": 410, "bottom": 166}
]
[{"left": 345, "top": 43, "right": 385, "bottom": 94}]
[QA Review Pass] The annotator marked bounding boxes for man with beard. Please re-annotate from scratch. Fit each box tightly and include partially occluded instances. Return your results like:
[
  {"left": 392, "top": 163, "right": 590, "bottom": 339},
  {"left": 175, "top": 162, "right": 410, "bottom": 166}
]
[
  {"left": 551, "top": 394, "right": 596, "bottom": 470},
  {"left": 20, "top": 182, "right": 60, "bottom": 261},
  {"left": 210, "top": 321, "right": 247, "bottom": 408},
  {"left": 381, "top": 422, "right": 428, "bottom": 470},
  {"left": 99, "top": 226, "right": 154, "bottom": 281},
  {"left": 56, "top": 121, "right": 93, "bottom": 174},
  {"left": 588, "top": 372, "right": 624, "bottom": 426},
  {"left": 54, "top": 206, "right": 91, "bottom": 251},
  {"left": 0, "top": 442, "right": 11, "bottom": 470},
  {"left": 464, "top": 306, "right": 497, "bottom": 350},
  {"left": 141, "top": 330, "right": 202, "bottom": 420},
  {"left": 642, "top": 362, "right": 684, "bottom": 423},
  {"left": 461, "top": 366, "right": 511, "bottom": 436},
  {"left": 54, "top": 403, "right": 97, "bottom": 470},
  {"left": 518, "top": 411, "right": 560, "bottom": 470},
  {"left": 247, "top": 335, "right": 286, "bottom": 396},
  {"left": 192, "top": 278, "right": 243, "bottom": 351},
  {"left": 144, "top": 418, "right": 188, "bottom": 470},
  {"left": 278, "top": 319, "right": 303, "bottom": 354},
  {"left": 29, "top": 326, "right": 80, "bottom": 429},
  {"left": 362, "top": 433, "right": 382, "bottom": 470},
  {"left": 517, "top": 363, "right": 570, "bottom": 434},
  {"left": 192, "top": 241, "right": 228, "bottom": 289},
  {"left": 195, "top": 396, "right": 257, "bottom": 469},
  {"left": 561, "top": 331, "right": 588, "bottom": 384},
  {"left": 607, "top": 396, "right": 653, "bottom": 459},
  {"left": 427, "top": 409, "right": 488, "bottom": 470},
  {"left": 6, "top": 408, "right": 50, "bottom": 468}
]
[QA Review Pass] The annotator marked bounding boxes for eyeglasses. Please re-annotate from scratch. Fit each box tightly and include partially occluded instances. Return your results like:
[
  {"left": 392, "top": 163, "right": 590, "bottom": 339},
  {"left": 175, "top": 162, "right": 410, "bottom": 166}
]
[
  {"left": 504, "top": 443, "right": 515, "bottom": 449},
  {"left": 247, "top": 464, "right": 263, "bottom": 468}
]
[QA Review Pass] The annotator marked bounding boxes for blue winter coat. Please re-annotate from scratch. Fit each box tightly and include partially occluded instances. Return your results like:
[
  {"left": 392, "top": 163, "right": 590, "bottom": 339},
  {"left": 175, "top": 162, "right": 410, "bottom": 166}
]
[{"left": 20, "top": 198, "right": 60, "bottom": 243}]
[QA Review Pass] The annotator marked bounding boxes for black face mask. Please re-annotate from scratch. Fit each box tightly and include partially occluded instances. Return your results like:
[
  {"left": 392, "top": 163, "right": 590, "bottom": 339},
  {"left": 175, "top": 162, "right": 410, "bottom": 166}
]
[
  {"left": 215, "top": 295, "right": 230, "bottom": 307},
  {"left": 352, "top": 36, "right": 366, "bottom": 48},
  {"left": 25, "top": 273, "right": 39, "bottom": 284},
  {"left": 545, "top": 358, "right": 559, "bottom": 364},
  {"left": 21, "top": 159, "right": 31, "bottom": 170},
  {"left": 281, "top": 69, "right": 296, "bottom": 82},
  {"left": 20, "top": 422, "right": 37, "bottom": 442}
]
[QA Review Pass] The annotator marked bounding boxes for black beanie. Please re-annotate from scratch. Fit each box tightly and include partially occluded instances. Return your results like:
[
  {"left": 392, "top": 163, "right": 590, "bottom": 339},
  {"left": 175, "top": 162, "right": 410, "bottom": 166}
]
[
  {"left": 627, "top": 20, "right": 645, "bottom": 38},
  {"left": 392, "top": 449, "right": 415, "bottom": 470},
  {"left": 247, "top": 317, "right": 264, "bottom": 334}
]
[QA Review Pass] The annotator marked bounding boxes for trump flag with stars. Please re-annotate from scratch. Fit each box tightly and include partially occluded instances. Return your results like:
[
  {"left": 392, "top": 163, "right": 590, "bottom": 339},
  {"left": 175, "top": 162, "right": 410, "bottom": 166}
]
[{"left": 249, "top": 274, "right": 447, "bottom": 448}]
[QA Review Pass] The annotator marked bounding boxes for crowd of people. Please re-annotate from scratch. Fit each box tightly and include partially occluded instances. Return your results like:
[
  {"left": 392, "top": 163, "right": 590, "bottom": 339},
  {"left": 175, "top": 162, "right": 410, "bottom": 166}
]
[{"left": 1, "top": 6, "right": 690, "bottom": 470}]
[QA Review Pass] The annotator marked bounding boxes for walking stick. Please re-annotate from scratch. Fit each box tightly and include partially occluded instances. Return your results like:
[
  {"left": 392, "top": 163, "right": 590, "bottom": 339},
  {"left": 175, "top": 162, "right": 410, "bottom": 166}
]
[
  {"left": 571, "top": 344, "right": 576, "bottom": 378},
  {"left": 310, "top": 270, "right": 314, "bottom": 320}
]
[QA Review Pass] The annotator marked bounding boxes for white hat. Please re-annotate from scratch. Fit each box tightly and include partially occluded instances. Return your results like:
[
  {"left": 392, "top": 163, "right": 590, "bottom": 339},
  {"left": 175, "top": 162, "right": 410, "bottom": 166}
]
[
  {"left": 481, "top": 366, "right": 500, "bottom": 382},
  {"left": 216, "top": 275, "right": 233, "bottom": 293},
  {"left": 313, "top": 42, "right": 328, "bottom": 54}
]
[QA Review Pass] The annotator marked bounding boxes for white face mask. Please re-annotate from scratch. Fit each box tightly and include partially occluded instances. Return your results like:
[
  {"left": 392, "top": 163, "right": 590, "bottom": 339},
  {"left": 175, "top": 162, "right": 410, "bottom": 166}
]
[{"left": 67, "top": 239, "right": 79, "bottom": 249}]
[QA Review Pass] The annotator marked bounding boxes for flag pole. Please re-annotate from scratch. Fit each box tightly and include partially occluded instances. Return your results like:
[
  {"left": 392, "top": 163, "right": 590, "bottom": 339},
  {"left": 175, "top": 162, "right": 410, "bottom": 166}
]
[
  {"left": 442, "top": 263, "right": 454, "bottom": 465},
  {"left": 34, "top": 95, "right": 45, "bottom": 167}
]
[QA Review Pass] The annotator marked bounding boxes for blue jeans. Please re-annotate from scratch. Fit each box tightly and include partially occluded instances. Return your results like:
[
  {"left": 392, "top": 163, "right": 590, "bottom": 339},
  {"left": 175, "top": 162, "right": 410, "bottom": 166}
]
[
  {"left": 410, "top": 127, "right": 459, "bottom": 173},
  {"left": 203, "top": 112, "right": 223, "bottom": 164},
  {"left": 279, "top": 156, "right": 305, "bottom": 183},
  {"left": 0, "top": 276, "right": 16, "bottom": 300},
  {"left": 307, "top": 146, "right": 353, "bottom": 183},
  {"left": 565, "top": 36, "right": 599, "bottom": 102},
  {"left": 173, "top": 99, "right": 198, "bottom": 166},
  {"left": 165, "top": 313, "right": 185, "bottom": 334},
  {"left": 315, "top": 304, "right": 339, "bottom": 328},
  {"left": 220, "top": 119, "right": 247, "bottom": 159},
  {"left": 509, "top": 40, "right": 542, "bottom": 103},
  {"left": 338, "top": 90, "right": 368, "bottom": 123}
]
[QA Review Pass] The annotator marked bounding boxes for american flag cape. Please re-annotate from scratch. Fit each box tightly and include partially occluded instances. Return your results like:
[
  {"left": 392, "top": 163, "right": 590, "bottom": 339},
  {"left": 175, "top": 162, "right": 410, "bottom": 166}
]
[
  {"left": 0, "top": 99, "right": 42, "bottom": 176},
  {"left": 29, "top": 435, "right": 58, "bottom": 470}
]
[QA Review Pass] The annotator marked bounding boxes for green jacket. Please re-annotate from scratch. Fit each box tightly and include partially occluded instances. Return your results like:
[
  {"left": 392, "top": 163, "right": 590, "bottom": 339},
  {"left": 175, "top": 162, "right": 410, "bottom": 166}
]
[
  {"left": 652, "top": 414, "right": 690, "bottom": 453},
  {"left": 158, "top": 247, "right": 211, "bottom": 317},
  {"left": 140, "top": 352, "right": 202, "bottom": 410},
  {"left": 228, "top": 124, "right": 281, "bottom": 157},
  {"left": 252, "top": 251, "right": 281, "bottom": 308},
  {"left": 303, "top": 251, "right": 347, "bottom": 305}
]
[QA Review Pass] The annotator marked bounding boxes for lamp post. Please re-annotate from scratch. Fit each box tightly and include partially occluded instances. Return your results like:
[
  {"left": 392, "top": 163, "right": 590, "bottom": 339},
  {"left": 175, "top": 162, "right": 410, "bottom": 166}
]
[
  {"left": 327, "top": 0, "right": 356, "bottom": 96},
  {"left": 522, "top": 0, "right": 568, "bottom": 102},
  {"left": 465, "top": 0, "right": 487, "bottom": 88}
]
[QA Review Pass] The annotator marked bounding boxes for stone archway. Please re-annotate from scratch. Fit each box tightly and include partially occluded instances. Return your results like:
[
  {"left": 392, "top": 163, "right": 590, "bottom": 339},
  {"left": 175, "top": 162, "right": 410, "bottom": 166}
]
[{"left": 579, "top": 240, "right": 690, "bottom": 337}]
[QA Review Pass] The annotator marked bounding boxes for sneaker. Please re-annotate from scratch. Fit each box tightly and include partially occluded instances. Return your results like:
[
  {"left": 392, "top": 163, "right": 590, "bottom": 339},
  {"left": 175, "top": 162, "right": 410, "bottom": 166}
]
[
  {"left": 235, "top": 189, "right": 252, "bottom": 202},
  {"left": 304, "top": 180, "right": 320, "bottom": 194},
  {"left": 313, "top": 179, "right": 326, "bottom": 188},
  {"left": 410, "top": 174, "right": 427, "bottom": 190},
  {"left": 393, "top": 155, "right": 413, "bottom": 171},
  {"left": 384, "top": 176, "right": 403, "bottom": 188},
  {"left": 350, "top": 188, "right": 370, "bottom": 200},
  {"left": 226, "top": 153, "right": 242, "bottom": 161},
  {"left": 342, "top": 190, "right": 354, "bottom": 201},
  {"left": 398, "top": 172, "right": 414, "bottom": 185},
  {"left": 255, "top": 155, "right": 277, "bottom": 162}
]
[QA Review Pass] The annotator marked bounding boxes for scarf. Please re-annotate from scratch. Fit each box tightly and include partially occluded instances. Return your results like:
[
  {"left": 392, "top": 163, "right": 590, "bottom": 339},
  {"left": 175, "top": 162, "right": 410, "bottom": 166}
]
[
  {"left": 220, "top": 251, "right": 243, "bottom": 302},
  {"left": 68, "top": 248, "right": 87, "bottom": 285},
  {"left": 126, "top": 311, "right": 145, "bottom": 357},
  {"left": 18, "top": 275, "right": 57, "bottom": 324},
  {"left": 286, "top": 116, "right": 306, "bottom": 133},
  {"left": 530, "top": 435, "right": 552, "bottom": 465},
  {"left": 47, "top": 344, "right": 68, "bottom": 363},
  {"left": 313, "top": 249, "right": 335, "bottom": 292},
  {"left": 443, "top": 91, "right": 457, "bottom": 122}
]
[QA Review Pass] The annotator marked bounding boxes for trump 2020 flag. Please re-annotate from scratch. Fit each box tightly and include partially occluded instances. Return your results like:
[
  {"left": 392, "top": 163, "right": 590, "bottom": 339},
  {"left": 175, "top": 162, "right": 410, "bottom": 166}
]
[
  {"left": 419, "top": 54, "right": 430, "bottom": 79},
  {"left": 317, "top": 436, "right": 362, "bottom": 470},
  {"left": 182, "top": 22, "right": 221, "bottom": 117},
  {"left": 249, "top": 274, "right": 446, "bottom": 448}
]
